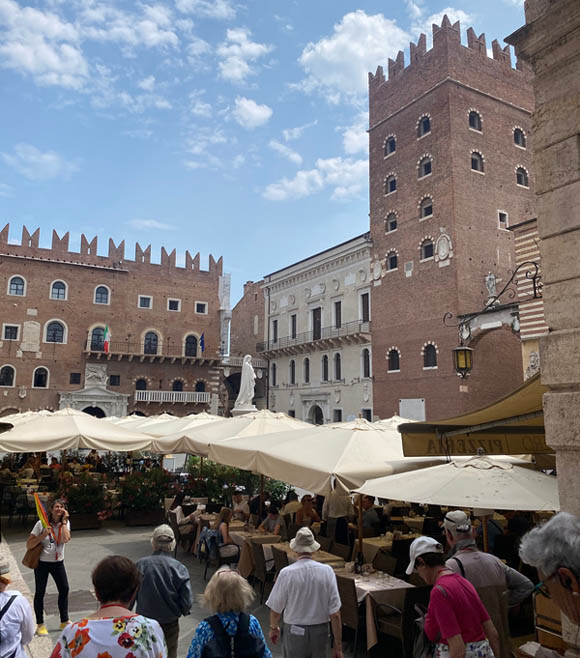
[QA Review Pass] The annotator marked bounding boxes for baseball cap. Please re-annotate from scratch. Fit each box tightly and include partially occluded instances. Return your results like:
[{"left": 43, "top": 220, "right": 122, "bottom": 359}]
[
  {"left": 406, "top": 536, "right": 444, "bottom": 575},
  {"left": 152, "top": 524, "right": 175, "bottom": 544},
  {"left": 443, "top": 510, "right": 471, "bottom": 533}
]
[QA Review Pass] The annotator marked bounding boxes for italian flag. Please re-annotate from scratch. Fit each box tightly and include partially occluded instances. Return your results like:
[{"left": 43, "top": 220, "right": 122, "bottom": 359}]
[{"left": 103, "top": 325, "right": 110, "bottom": 353}]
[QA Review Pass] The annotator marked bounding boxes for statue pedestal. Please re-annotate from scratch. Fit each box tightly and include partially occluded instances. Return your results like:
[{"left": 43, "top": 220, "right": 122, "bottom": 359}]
[{"left": 232, "top": 405, "right": 257, "bottom": 417}]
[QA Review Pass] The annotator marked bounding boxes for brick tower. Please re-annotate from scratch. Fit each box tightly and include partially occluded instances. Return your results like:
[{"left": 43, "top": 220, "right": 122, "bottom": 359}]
[{"left": 368, "top": 16, "right": 536, "bottom": 420}]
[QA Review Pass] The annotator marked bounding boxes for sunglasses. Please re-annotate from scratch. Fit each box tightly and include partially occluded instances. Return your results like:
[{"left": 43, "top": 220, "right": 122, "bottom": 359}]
[{"left": 535, "top": 571, "right": 559, "bottom": 598}]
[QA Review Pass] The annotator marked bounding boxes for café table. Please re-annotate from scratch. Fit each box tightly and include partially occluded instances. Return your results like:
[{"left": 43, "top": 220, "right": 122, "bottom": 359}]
[
  {"left": 273, "top": 542, "right": 346, "bottom": 570},
  {"left": 334, "top": 569, "right": 414, "bottom": 650},
  {"left": 403, "top": 516, "right": 425, "bottom": 532},
  {"left": 230, "top": 530, "right": 281, "bottom": 578}
]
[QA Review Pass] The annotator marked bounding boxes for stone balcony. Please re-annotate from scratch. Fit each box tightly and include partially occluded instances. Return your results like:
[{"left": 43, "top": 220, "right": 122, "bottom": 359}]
[
  {"left": 84, "top": 338, "right": 220, "bottom": 365},
  {"left": 134, "top": 390, "right": 211, "bottom": 404}
]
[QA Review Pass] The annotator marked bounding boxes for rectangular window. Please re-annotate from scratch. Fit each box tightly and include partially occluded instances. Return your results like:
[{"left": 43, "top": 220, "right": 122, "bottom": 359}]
[
  {"left": 290, "top": 314, "right": 297, "bottom": 340},
  {"left": 361, "top": 293, "right": 370, "bottom": 323},
  {"left": 168, "top": 299, "right": 181, "bottom": 312},
  {"left": 333, "top": 409, "right": 343, "bottom": 422},
  {"left": 109, "top": 375, "right": 120, "bottom": 386},
  {"left": 138, "top": 295, "right": 152, "bottom": 309},
  {"left": 288, "top": 410, "right": 296, "bottom": 418},
  {"left": 70, "top": 373, "right": 81, "bottom": 384},
  {"left": 334, "top": 301, "right": 342, "bottom": 329},
  {"left": 272, "top": 319, "right": 278, "bottom": 343},
  {"left": 195, "top": 301, "right": 208, "bottom": 314},
  {"left": 498, "top": 211, "right": 508, "bottom": 229},
  {"left": 253, "top": 315, "right": 259, "bottom": 336},
  {"left": 361, "top": 409, "right": 372, "bottom": 421},
  {"left": 3, "top": 325, "right": 19, "bottom": 341},
  {"left": 312, "top": 308, "right": 322, "bottom": 341}
]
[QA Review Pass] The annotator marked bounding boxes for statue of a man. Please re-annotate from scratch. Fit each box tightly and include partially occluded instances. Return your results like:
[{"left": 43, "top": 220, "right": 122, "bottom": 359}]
[{"left": 235, "top": 354, "right": 256, "bottom": 409}]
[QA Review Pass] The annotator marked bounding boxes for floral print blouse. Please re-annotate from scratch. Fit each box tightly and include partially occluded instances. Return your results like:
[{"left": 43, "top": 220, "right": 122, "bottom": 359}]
[{"left": 50, "top": 616, "right": 166, "bottom": 658}]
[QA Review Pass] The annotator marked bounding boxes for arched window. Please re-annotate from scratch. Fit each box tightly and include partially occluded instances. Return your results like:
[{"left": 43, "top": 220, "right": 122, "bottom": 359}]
[
  {"left": 322, "top": 355, "right": 329, "bottom": 382},
  {"left": 8, "top": 276, "right": 25, "bottom": 296},
  {"left": 135, "top": 378, "right": 147, "bottom": 390},
  {"left": 418, "top": 156, "right": 432, "bottom": 178},
  {"left": 184, "top": 335, "right": 198, "bottom": 357},
  {"left": 46, "top": 321, "right": 65, "bottom": 343},
  {"left": 386, "top": 252, "right": 398, "bottom": 271},
  {"left": 94, "top": 285, "right": 109, "bottom": 305},
  {"left": 386, "top": 212, "right": 397, "bottom": 233},
  {"left": 417, "top": 115, "right": 431, "bottom": 137},
  {"left": 172, "top": 380, "right": 183, "bottom": 392},
  {"left": 420, "top": 196, "right": 433, "bottom": 219},
  {"left": 471, "top": 151, "right": 484, "bottom": 172},
  {"left": 514, "top": 128, "right": 526, "bottom": 148},
  {"left": 424, "top": 344, "right": 437, "bottom": 368},
  {"left": 516, "top": 167, "right": 529, "bottom": 187},
  {"left": 0, "top": 365, "right": 15, "bottom": 387},
  {"left": 334, "top": 353, "right": 342, "bottom": 381},
  {"left": 51, "top": 281, "right": 67, "bottom": 300},
  {"left": 195, "top": 381, "right": 206, "bottom": 392},
  {"left": 144, "top": 331, "right": 158, "bottom": 355},
  {"left": 289, "top": 359, "right": 296, "bottom": 385},
  {"left": 271, "top": 363, "right": 277, "bottom": 386},
  {"left": 384, "top": 135, "right": 396, "bottom": 156},
  {"left": 469, "top": 111, "right": 482, "bottom": 131},
  {"left": 33, "top": 367, "right": 48, "bottom": 388},
  {"left": 385, "top": 175, "right": 397, "bottom": 194},
  {"left": 362, "top": 348, "right": 371, "bottom": 378},
  {"left": 420, "top": 239, "right": 434, "bottom": 261},
  {"left": 387, "top": 349, "right": 400, "bottom": 372},
  {"left": 304, "top": 358, "right": 310, "bottom": 383},
  {"left": 91, "top": 327, "right": 105, "bottom": 351}
]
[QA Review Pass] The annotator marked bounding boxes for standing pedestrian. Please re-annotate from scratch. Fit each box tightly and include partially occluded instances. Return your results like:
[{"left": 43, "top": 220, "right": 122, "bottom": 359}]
[
  {"left": 266, "top": 527, "right": 343, "bottom": 658},
  {"left": 27, "top": 498, "right": 70, "bottom": 636},
  {"left": 136, "top": 525, "right": 192, "bottom": 658}
]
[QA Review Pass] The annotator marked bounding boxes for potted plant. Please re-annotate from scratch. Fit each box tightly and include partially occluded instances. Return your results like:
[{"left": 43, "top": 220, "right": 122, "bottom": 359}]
[
  {"left": 121, "top": 468, "right": 172, "bottom": 526},
  {"left": 58, "top": 472, "right": 106, "bottom": 530}
]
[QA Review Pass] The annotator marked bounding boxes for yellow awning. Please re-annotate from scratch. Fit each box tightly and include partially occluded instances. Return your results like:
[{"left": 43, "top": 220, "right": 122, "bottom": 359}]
[{"left": 399, "top": 373, "right": 549, "bottom": 457}]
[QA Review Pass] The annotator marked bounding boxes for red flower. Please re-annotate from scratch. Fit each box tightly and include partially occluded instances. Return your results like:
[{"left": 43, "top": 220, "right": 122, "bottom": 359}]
[
  {"left": 98, "top": 653, "right": 113, "bottom": 658},
  {"left": 118, "top": 633, "right": 134, "bottom": 649},
  {"left": 50, "top": 642, "right": 63, "bottom": 658},
  {"left": 68, "top": 628, "right": 90, "bottom": 657}
]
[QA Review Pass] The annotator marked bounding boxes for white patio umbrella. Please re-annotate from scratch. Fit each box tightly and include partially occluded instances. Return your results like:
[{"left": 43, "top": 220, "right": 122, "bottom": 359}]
[
  {"left": 159, "top": 409, "right": 311, "bottom": 457},
  {"left": 208, "top": 417, "right": 445, "bottom": 493},
  {"left": 0, "top": 410, "right": 54, "bottom": 425},
  {"left": 354, "top": 454, "right": 559, "bottom": 511},
  {"left": 142, "top": 412, "right": 222, "bottom": 439},
  {"left": 115, "top": 412, "right": 176, "bottom": 431},
  {"left": 0, "top": 408, "right": 156, "bottom": 453}
]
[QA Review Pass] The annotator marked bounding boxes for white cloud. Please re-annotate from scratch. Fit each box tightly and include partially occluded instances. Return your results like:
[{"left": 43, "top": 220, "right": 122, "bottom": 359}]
[
  {"left": 127, "top": 218, "right": 176, "bottom": 230},
  {"left": 296, "top": 10, "right": 409, "bottom": 101},
  {"left": 217, "top": 28, "right": 273, "bottom": 83},
  {"left": 0, "top": 183, "right": 12, "bottom": 197},
  {"left": 232, "top": 154, "right": 245, "bottom": 168},
  {"left": 186, "top": 35, "right": 211, "bottom": 66},
  {"left": 269, "top": 140, "right": 303, "bottom": 166},
  {"left": 232, "top": 96, "right": 272, "bottom": 129},
  {"left": 191, "top": 99, "right": 212, "bottom": 117},
  {"left": 2, "top": 143, "right": 80, "bottom": 180},
  {"left": 340, "top": 111, "right": 368, "bottom": 155},
  {"left": 263, "top": 156, "right": 367, "bottom": 202},
  {"left": 138, "top": 75, "right": 155, "bottom": 91},
  {"left": 175, "top": 0, "right": 236, "bottom": 20},
  {"left": 282, "top": 120, "right": 318, "bottom": 142},
  {"left": 405, "top": 0, "right": 425, "bottom": 19}
]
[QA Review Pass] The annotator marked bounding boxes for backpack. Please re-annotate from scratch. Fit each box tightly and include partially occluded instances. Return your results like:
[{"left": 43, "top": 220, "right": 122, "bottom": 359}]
[{"left": 201, "top": 613, "right": 265, "bottom": 658}]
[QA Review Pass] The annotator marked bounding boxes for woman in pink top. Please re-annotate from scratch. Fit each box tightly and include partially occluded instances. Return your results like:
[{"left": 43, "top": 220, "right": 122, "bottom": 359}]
[{"left": 407, "top": 536, "right": 500, "bottom": 658}]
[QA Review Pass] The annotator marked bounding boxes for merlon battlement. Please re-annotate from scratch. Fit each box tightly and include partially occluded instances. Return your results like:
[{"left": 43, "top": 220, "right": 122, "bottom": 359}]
[
  {"left": 368, "top": 15, "right": 532, "bottom": 87},
  {"left": 0, "top": 223, "right": 223, "bottom": 274}
]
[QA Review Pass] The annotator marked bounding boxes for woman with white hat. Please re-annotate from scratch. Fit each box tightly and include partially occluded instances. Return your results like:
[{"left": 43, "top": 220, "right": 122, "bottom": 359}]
[
  {"left": 0, "top": 560, "right": 35, "bottom": 658},
  {"left": 407, "top": 536, "right": 501, "bottom": 658}
]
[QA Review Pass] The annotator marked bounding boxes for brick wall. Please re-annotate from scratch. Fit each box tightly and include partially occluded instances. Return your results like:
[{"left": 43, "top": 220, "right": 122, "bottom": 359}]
[{"left": 230, "top": 280, "right": 264, "bottom": 357}]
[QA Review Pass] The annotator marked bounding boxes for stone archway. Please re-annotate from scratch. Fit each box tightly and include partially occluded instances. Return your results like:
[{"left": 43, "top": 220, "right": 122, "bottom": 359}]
[
  {"left": 82, "top": 406, "right": 106, "bottom": 418},
  {"left": 308, "top": 404, "right": 324, "bottom": 425}
]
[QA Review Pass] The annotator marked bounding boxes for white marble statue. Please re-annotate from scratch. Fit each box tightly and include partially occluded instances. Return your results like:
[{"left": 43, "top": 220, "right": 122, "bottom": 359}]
[{"left": 235, "top": 354, "right": 256, "bottom": 409}]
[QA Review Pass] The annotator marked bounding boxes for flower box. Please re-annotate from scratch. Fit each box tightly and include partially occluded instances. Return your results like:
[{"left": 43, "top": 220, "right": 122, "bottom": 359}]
[
  {"left": 72, "top": 512, "right": 102, "bottom": 530},
  {"left": 125, "top": 508, "right": 166, "bottom": 527}
]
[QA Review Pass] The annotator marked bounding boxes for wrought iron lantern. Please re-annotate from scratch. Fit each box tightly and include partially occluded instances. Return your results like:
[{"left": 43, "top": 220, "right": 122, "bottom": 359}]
[{"left": 452, "top": 344, "right": 473, "bottom": 378}]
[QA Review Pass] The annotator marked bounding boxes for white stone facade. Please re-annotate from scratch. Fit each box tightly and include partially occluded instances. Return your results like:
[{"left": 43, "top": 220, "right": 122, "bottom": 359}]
[{"left": 260, "top": 234, "right": 373, "bottom": 424}]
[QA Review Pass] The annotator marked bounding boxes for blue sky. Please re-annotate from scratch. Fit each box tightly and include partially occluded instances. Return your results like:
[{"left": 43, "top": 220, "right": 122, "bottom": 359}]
[{"left": 0, "top": 0, "right": 526, "bottom": 304}]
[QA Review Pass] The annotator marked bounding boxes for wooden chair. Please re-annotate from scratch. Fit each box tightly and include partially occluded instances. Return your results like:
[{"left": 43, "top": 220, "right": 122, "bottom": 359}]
[
  {"left": 249, "top": 540, "right": 275, "bottom": 603},
  {"left": 372, "top": 548, "right": 397, "bottom": 574},
  {"left": 168, "top": 507, "right": 195, "bottom": 556},
  {"left": 206, "top": 502, "right": 222, "bottom": 513},
  {"left": 271, "top": 545, "right": 289, "bottom": 580},
  {"left": 286, "top": 523, "right": 300, "bottom": 541},
  {"left": 330, "top": 542, "right": 352, "bottom": 561},
  {"left": 200, "top": 530, "right": 241, "bottom": 581},
  {"left": 336, "top": 575, "right": 363, "bottom": 658},
  {"left": 373, "top": 585, "right": 431, "bottom": 658},
  {"left": 317, "top": 535, "right": 333, "bottom": 552},
  {"left": 391, "top": 538, "right": 414, "bottom": 577}
]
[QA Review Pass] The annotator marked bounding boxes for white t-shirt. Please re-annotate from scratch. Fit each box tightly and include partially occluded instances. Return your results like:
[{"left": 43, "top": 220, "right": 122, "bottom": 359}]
[
  {"left": 31, "top": 520, "right": 70, "bottom": 562},
  {"left": 0, "top": 590, "right": 35, "bottom": 658},
  {"left": 232, "top": 500, "right": 250, "bottom": 518},
  {"left": 266, "top": 558, "right": 341, "bottom": 625}
]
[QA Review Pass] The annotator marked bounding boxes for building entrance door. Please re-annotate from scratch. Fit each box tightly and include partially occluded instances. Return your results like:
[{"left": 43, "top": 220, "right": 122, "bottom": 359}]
[
  {"left": 309, "top": 404, "right": 324, "bottom": 425},
  {"left": 82, "top": 406, "right": 106, "bottom": 418}
]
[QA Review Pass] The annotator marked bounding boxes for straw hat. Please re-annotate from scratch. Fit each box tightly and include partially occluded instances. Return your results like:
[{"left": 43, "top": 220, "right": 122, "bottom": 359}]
[{"left": 290, "top": 527, "right": 320, "bottom": 553}]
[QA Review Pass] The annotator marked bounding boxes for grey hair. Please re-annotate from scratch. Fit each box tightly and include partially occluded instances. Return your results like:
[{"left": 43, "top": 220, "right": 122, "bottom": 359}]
[
  {"left": 519, "top": 512, "right": 580, "bottom": 576},
  {"left": 151, "top": 524, "right": 176, "bottom": 553}
]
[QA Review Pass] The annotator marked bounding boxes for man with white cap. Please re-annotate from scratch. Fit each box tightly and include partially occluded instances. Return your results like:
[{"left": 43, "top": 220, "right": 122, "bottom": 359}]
[
  {"left": 407, "top": 536, "right": 500, "bottom": 658},
  {"left": 0, "top": 560, "right": 35, "bottom": 658},
  {"left": 266, "top": 527, "right": 343, "bottom": 657},
  {"left": 136, "top": 525, "right": 192, "bottom": 658}
]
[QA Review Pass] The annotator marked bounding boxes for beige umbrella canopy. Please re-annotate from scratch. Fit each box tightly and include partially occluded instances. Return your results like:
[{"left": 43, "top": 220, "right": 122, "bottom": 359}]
[
  {"left": 159, "top": 409, "right": 311, "bottom": 457},
  {"left": 354, "top": 454, "right": 559, "bottom": 511},
  {"left": 0, "top": 408, "right": 155, "bottom": 453},
  {"left": 114, "top": 412, "right": 176, "bottom": 431},
  {"left": 143, "top": 412, "right": 222, "bottom": 439},
  {"left": 0, "top": 409, "right": 54, "bottom": 425},
  {"left": 208, "top": 417, "right": 444, "bottom": 493}
]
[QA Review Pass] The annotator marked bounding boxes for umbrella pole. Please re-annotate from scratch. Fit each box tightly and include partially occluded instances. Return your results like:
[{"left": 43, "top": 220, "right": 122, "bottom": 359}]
[
  {"left": 200, "top": 456, "right": 204, "bottom": 478},
  {"left": 482, "top": 515, "right": 490, "bottom": 553},
  {"left": 356, "top": 495, "right": 364, "bottom": 569},
  {"left": 259, "top": 474, "right": 264, "bottom": 519}
]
